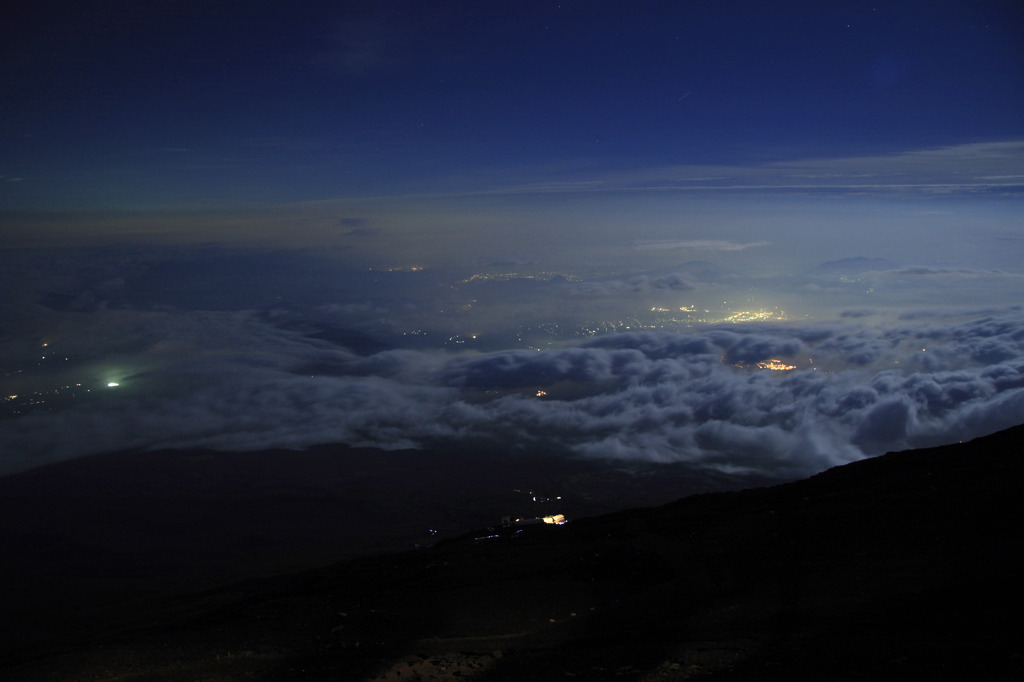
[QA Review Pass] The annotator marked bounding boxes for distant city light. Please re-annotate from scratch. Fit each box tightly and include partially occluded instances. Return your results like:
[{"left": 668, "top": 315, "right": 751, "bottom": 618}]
[
  {"left": 107, "top": 382, "right": 119, "bottom": 387},
  {"left": 756, "top": 359, "right": 797, "bottom": 371}
]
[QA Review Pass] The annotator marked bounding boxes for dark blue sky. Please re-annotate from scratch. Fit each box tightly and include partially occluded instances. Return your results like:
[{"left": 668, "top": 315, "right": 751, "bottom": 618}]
[{"left": 2, "top": 1, "right": 1022, "bottom": 210}]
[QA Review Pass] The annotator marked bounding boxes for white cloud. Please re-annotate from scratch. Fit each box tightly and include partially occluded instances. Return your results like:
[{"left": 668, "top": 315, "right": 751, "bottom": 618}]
[
  {"left": 632, "top": 240, "right": 770, "bottom": 252},
  {"left": 3, "top": 308, "right": 1023, "bottom": 480}
]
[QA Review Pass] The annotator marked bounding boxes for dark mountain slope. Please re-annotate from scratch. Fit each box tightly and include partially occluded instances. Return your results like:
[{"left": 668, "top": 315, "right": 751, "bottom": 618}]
[{"left": 2, "top": 425, "right": 1022, "bottom": 681}]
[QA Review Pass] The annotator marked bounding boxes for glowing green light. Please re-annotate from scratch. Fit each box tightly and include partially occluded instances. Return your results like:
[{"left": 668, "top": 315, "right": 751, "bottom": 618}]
[{"left": 107, "top": 382, "right": 119, "bottom": 388}]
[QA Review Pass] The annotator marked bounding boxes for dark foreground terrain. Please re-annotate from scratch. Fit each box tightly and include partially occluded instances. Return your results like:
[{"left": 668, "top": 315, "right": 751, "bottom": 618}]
[{"left": 2, "top": 426, "right": 1022, "bottom": 681}]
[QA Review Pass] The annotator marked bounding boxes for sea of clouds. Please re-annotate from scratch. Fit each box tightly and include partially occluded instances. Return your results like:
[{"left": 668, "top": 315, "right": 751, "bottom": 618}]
[{"left": 2, "top": 304, "right": 1022, "bottom": 479}]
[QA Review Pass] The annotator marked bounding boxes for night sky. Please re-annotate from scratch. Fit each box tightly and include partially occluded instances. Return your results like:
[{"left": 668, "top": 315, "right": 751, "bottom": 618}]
[{"left": 1, "top": 1, "right": 1023, "bottom": 478}]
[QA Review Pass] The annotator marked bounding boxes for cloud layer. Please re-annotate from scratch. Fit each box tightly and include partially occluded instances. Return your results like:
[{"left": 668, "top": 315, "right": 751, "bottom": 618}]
[{"left": 3, "top": 307, "right": 1022, "bottom": 479}]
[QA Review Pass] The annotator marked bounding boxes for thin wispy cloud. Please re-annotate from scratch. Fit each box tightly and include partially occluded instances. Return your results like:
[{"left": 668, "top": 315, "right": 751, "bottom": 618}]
[
  {"left": 633, "top": 240, "right": 770, "bottom": 252},
  {"left": 416, "top": 140, "right": 1024, "bottom": 201}
]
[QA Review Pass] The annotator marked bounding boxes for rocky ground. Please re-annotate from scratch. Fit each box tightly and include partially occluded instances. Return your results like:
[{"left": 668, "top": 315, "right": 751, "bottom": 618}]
[{"left": 2, "top": 426, "right": 1023, "bottom": 680}]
